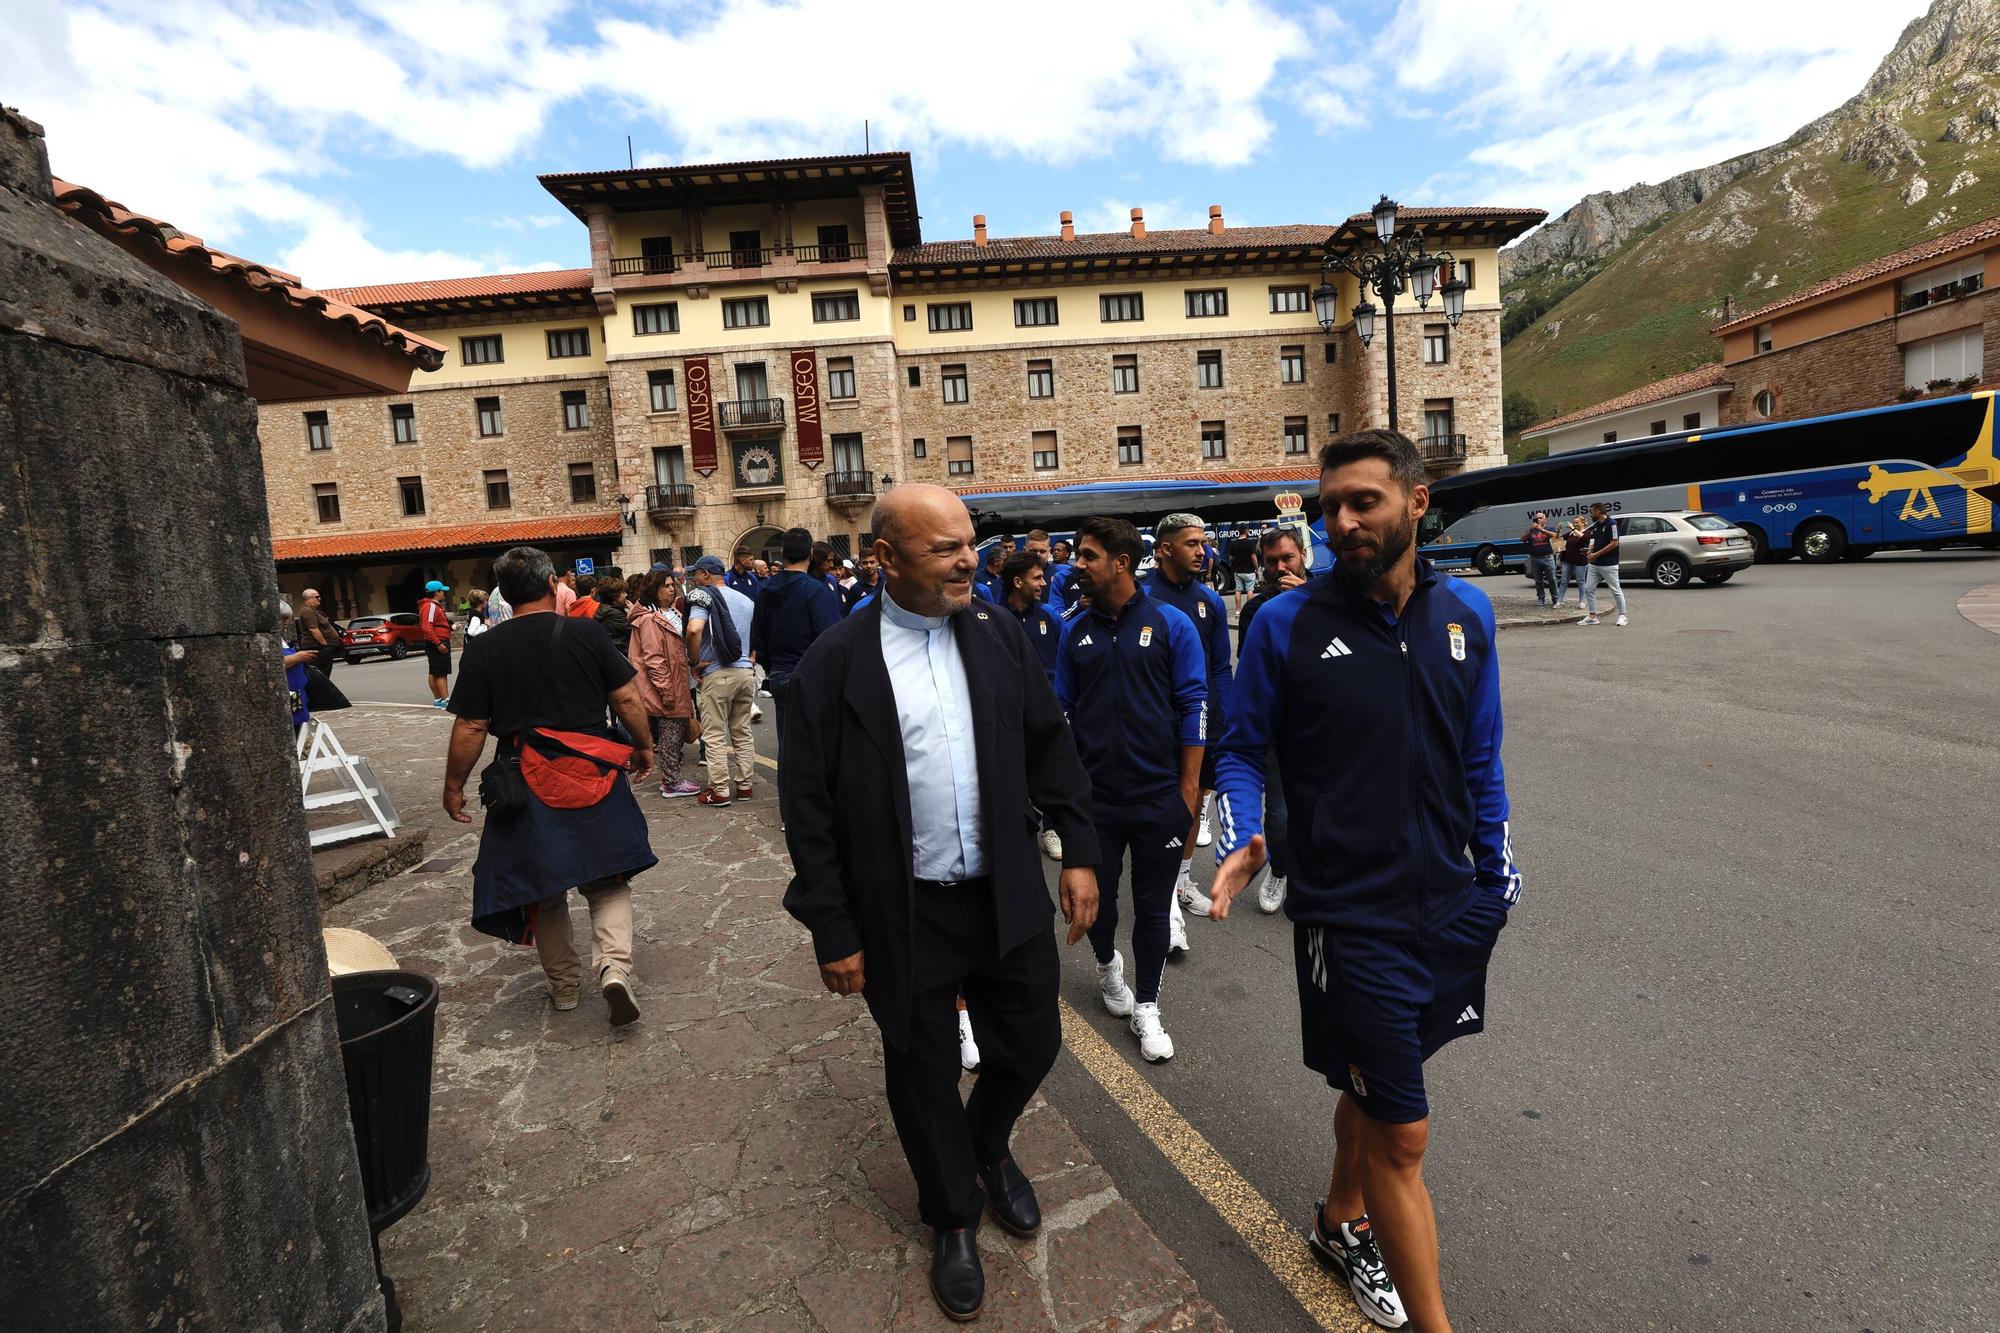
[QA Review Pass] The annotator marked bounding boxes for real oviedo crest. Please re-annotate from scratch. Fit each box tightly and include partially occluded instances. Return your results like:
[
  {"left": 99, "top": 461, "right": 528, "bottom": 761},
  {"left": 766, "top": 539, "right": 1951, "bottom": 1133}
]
[
  {"left": 1446, "top": 622, "right": 1466, "bottom": 661},
  {"left": 1139, "top": 625, "right": 1154, "bottom": 647}
]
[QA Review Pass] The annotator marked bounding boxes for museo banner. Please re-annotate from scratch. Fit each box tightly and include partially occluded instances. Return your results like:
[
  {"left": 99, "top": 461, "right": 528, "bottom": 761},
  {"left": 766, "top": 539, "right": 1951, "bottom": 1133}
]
[
  {"left": 685, "top": 356, "right": 717, "bottom": 475},
  {"left": 790, "top": 349, "right": 823, "bottom": 469}
]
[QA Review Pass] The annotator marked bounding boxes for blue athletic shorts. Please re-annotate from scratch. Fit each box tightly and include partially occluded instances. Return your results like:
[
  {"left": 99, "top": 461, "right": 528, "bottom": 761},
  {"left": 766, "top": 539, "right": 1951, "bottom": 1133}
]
[{"left": 1293, "top": 891, "right": 1509, "bottom": 1124}]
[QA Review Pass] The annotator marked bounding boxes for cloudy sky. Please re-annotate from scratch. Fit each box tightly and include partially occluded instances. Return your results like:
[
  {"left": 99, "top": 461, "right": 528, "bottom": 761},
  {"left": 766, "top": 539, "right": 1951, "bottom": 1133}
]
[{"left": 2, "top": 0, "right": 1928, "bottom": 287}]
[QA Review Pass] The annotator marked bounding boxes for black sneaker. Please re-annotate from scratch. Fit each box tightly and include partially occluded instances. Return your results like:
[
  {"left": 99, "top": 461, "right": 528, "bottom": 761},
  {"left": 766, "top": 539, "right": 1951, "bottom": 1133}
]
[{"left": 1307, "top": 1203, "right": 1406, "bottom": 1329}]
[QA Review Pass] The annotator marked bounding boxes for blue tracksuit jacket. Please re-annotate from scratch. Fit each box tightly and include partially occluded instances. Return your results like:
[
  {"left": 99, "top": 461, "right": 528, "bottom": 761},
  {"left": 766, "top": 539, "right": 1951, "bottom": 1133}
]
[
  {"left": 1055, "top": 589, "right": 1206, "bottom": 825},
  {"left": 1006, "top": 597, "right": 1061, "bottom": 685},
  {"left": 1144, "top": 570, "right": 1232, "bottom": 734},
  {"left": 1046, "top": 562, "right": 1078, "bottom": 613},
  {"left": 1214, "top": 560, "right": 1518, "bottom": 938}
]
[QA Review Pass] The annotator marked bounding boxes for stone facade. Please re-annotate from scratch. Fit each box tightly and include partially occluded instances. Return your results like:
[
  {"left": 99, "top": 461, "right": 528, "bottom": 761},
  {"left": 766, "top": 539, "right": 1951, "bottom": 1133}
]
[{"left": 1719, "top": 317, "right": 1905, "bottom": 427}]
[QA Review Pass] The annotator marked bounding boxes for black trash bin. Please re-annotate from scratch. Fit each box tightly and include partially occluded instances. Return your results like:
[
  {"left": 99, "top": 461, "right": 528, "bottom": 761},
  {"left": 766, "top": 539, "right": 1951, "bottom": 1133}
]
[{"left": 333, "top": 969, "right": 439, "bottom": 1233}]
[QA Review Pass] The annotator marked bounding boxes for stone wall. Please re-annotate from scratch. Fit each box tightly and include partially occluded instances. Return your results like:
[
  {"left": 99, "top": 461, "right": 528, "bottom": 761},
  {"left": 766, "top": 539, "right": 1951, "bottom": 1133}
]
[
  {"left": 1719, "top": 317, "right": 1905, "bottom": 426},
  {"left": 0, "top": 107, "right": 382, "bottom": 1333}
]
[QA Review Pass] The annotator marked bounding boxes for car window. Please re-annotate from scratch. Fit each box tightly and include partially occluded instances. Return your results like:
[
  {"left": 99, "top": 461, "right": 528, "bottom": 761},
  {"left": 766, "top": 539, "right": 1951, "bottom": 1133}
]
[
  {"left": 1619, "top": 517, "right": 1657, "bottom": 535},
  {"left": 349, "top": 617, "right": 384, "bottom": 629},
  {"left": 390, "top": 613, "right": 420, "bottom": 625},
  {"left": 1686, "top": 513, "right": 1734, "bottom": 531}
]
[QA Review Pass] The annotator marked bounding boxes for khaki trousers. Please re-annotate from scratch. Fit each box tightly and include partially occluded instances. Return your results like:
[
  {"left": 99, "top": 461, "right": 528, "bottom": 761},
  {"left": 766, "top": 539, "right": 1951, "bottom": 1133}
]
[
  {"left": 696, "top": 665, "right": 757, "bottom": 793},
  {"left": 535, "top": 877, "right": 633, "bottom": 988}
]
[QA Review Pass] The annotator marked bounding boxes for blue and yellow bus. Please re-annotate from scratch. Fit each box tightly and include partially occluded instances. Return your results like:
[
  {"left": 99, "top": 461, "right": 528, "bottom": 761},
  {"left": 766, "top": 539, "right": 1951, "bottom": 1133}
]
[{"left": 1419, "top": 391, "right": 2000, "bottom": 573}]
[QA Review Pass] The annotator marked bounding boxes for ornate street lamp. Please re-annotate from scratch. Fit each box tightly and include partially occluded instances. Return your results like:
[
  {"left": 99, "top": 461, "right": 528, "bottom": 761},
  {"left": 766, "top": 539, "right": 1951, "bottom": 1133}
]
[{"left": 1319, "top": 194, "right": 1467, "bottom": 431}]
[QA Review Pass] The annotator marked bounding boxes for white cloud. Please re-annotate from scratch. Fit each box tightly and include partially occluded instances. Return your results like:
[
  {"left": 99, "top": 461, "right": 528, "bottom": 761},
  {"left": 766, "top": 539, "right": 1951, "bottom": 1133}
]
[{"left": 1076, "top": 199, "right": 1211, "bottom": 235}]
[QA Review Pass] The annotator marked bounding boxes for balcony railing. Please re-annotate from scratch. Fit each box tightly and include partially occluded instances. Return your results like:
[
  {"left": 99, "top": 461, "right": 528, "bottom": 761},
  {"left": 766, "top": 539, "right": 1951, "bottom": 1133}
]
[
  {"left": 608, "top": 241, "right": 868, "bottom": 277},
  {"left": 791, "top": 241, "right": 866, "bottom": 263},
  {"left": 825, "top": 470, "right": 875, "bottom": 503},
  {"left": 1420, "top": 433, "right": 1468, "bottom": 464},
  {"left": 704, "top": 246, "right": 778, "bottom": 271},
  {"left": 644, "top": 482, "right": 695, "bottom": 513},
  {"left": 718, "top": 397, "right": 786, "bottom": 430},
  {"left": 610, "top": 255, "right": 679, "bottom": 276}
]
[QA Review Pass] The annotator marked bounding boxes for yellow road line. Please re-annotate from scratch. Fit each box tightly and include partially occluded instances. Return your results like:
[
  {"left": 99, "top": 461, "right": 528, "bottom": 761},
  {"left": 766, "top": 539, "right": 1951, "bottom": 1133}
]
[
  {"left": 1057, "top": 997, "right": 1373, "bottom": 1333},
  {"left": 756, "top": 754, "right": 778, "bottom": 770}
]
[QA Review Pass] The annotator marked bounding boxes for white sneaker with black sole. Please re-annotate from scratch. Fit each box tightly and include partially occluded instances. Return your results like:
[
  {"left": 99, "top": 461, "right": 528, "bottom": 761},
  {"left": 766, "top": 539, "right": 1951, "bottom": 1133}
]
[
  {"left": 957, "top": 1008, "right": 981, "bottom": 1071},
  {"left": 1167, "top": 897, "right": 1190, "bottom": 955},
  {"left": 1195, "top": 800, "right": 1213, "bottom": 848},
  {"left": 1308, "top": 1206, "right": 1406, "bottom": 1329},
  {"left": 1257, "top": 871, "right": 1288, "bottom": 915},
  {"left": 1096, "top": 951, "right": 1135, "bottom": 1017},
  {"left": 1177, "top": 874, "right": 1213, "bottom": 917},
  {"left": 1129, "top": 1002, "right": 1174, "bottom": 1062},
  {"left": 1615, "top": 613, "right": 1629, "bottom": 627}
]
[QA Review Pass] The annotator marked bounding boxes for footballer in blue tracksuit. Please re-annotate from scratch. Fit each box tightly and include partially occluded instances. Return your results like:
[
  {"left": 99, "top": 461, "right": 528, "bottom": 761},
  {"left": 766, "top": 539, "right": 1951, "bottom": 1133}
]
[
  {"left": 999, "top": 551, "right": 1061, "bottom": 686},
  {"left": 1210, "top": 430, "right": 1518, "bottom": 1333},
  {"left": 1056, "top": 517, "right": 1206, "bottom": 1063},
  {"left": 1145, "top": 514, "right": 1234, "bottom": 929}
]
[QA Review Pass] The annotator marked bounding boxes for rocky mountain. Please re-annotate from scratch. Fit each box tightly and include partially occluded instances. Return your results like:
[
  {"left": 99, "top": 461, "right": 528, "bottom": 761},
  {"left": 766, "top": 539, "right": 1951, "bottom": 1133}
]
[{"left": 1501, "top": 0, "right": 2000, "bottom": 445}]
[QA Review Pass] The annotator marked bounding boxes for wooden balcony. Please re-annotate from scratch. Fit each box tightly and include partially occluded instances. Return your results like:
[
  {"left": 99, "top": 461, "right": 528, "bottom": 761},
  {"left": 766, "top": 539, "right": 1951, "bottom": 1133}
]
[{"left": 605, "top": 241, "right": 869, "bottom": 284}]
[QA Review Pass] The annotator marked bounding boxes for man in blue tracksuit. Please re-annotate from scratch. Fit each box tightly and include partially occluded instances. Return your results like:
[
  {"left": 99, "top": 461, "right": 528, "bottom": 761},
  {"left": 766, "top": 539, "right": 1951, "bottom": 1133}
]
[
  {"left": 1048, "top": 539, "right": 1081, "bottom": 612},
  {"left": 1000, "top": 550, "right": 1060, "bottom": 686},
  {"left": 1056, "top": 517, "right": 1205, "bottom": 1064},
  {"left": 1145, "top": 512, "right": 1233, "bottom": 947},
  {"left": 1211, "top": 430, "right": 1519, "bottom": 1333}
]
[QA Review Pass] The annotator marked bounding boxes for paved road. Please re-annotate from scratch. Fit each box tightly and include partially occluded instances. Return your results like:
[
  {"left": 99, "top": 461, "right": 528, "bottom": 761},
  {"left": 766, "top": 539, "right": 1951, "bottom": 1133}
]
[{"left": 1045, "top": 552, "right": 2000, "bottom": 1333}]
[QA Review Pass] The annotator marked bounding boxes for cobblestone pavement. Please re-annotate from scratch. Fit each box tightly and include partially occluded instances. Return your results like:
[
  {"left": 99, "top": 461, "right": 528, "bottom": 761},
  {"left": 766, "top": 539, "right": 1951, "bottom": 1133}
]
[{"left": 323, "top": 707, "right": 1229, "bottom": 1332}]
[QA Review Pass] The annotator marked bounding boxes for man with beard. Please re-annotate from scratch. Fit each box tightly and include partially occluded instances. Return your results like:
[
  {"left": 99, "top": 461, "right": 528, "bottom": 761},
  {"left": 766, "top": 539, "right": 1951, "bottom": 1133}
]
[
  {"left": 1143, "top": 513, "right": 1232, "bottom": 954},
  {"left": 780, "top": 485, "right": 1100, "bottom": 1322},
  {"left": 1208, "top": 430, "right": 1519, "bottom": 1333}
]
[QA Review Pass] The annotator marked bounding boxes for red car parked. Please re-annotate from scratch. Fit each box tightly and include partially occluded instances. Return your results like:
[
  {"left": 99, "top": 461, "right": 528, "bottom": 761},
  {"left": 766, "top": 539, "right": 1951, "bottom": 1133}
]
[{"left": 340, "top": 612, "right": 431, "bottom": 662}]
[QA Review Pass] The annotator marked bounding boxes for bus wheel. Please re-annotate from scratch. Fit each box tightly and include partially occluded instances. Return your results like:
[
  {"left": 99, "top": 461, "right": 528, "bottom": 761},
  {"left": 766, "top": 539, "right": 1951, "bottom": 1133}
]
[
  {"left": 1474, "top": 545, "right": 1505, "bottom": 576},
  {"left": 1793, "top": 520, "right": 1846, "bottom": 563},
  {"left": 1650, "top": 554, "right": 1691, "bottom": 588}
]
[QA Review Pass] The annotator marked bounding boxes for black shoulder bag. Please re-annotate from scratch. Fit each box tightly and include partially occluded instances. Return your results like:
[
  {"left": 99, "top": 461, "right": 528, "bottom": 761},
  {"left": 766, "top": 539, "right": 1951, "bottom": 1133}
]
[{"left": 478, "top": 615, "right": 565, "bottom": 819}]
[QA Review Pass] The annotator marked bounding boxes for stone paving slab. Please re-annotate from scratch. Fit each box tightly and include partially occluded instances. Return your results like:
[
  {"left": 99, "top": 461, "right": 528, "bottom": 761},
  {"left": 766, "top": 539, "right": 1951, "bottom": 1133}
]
[
  {"left": 321, "top": 706, "right": 1228, "bottom": 1332},
  {"left": 1956, "top": 578, "right": 2000, "bottom": 634}
]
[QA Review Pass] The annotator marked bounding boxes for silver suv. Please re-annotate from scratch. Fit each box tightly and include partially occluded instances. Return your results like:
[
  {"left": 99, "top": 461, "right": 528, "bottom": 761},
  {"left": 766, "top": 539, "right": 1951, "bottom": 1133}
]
[{"left": 1608, "top": 511, "right": 1755, "bottom": 588}]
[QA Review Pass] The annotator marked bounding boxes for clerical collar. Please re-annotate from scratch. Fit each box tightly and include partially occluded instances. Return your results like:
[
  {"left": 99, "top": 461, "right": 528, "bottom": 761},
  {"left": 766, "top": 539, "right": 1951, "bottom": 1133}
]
[{"left": 880, "top": 586, "right": 951, "bottom": 632}]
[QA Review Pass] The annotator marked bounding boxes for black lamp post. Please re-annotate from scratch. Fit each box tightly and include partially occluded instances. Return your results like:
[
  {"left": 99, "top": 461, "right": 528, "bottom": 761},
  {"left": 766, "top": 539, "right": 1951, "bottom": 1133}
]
[{"left": 1314, "top": 195, "right": 1468, "bottom": 433}]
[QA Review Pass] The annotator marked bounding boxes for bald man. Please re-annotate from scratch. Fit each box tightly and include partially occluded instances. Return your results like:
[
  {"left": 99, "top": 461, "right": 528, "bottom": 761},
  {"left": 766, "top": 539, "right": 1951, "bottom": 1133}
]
[{"left": 782, "top": 485, "right": 1101, "bottom": 1322}]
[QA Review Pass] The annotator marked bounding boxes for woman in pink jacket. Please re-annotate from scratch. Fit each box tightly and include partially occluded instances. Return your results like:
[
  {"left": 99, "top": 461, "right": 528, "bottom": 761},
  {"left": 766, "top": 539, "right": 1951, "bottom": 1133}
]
[{"left": 628, "top": 570, "right": 700, "bottom": 797}]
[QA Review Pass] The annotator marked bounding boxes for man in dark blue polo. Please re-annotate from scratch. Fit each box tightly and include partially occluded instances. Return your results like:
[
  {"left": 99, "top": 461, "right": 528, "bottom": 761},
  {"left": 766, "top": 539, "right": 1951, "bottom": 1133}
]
[
  {"left": 725, "top": 544, "right": 764, "bottom": 603},
  {"left": 1057, "top": 517, "right": 1205, "bottom": 1062},
  {"left": 1144, "top": 511, "right": 1232, "bottom": 949}
]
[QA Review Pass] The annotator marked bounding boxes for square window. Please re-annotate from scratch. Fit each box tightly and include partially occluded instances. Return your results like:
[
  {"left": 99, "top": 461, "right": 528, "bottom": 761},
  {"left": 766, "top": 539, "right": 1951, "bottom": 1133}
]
[
  {"left": 476, "top": 396, "right": 503, "bottom": 437},
  {"left": 546, "top": 327, "right": 590, "bottom": 358},
  {"left": 1026, "top": 359, "right": 1054, "bottom": 399},
  {"left": 903, "top": 304, "right": 917, "bottom": 321},
  {"left": 461, "top": 334, "right": 503, "bottom": 365},
  {"left": 827, "top": 356, "right": 857, "bottom": 400},
  {"left": 304, "top": 410, "right": 330, "bottom": 452},
  {"left": 1185, "top": 288, "right": 1228, "bottom": 318},
  {"left": 1015, "top": 297, "right": 1059, "bottom": 327},
  {"left": 723, "top": 297, "right": 770, "bottom": 329},
  {"left": 1283, "top": 416, "right": 1309, "bottom": 455},
  {"left": 680, "top": 544, "right": 705, "bottom": 568},
  {"left": 390, "top": 403, "right": 417, "bottom": 443},
  {"left": 812, "top": 290, "right": 860, "bottom": 322},
  {"left": 1682, "top": 412, "right": 1701, "bottom": 430},
  {"left": 569, "top": 461, "right": 597, "bottom": 503},
  {"left": 928, "top": 302, "right": 973, "bottom": 332},
  {"left": 1100, "top": 292, "right": 1145, "bottom": 322},
  {"left": 484, "top": 468, "right": 511, "bottom": 509},
  {"left": 912, "top": 437, "right": 927, "bottom": 459},
  {"left": 398, "top": 475, "right": 425, "bottom": 516},
  {"left": 652, "top": 445, "right": 687, "bottom": 487},
  {"left": 562, "top": 389, "right": 589, "bottom": 431},
  {"left": 633, "top": 302, "right": 679, "bottom": 335},
  {"left": 1112, "top": 354, "right": 1138, "bottom": 394},
  {"left": 313, "top": 482, "right": 340, "bottom": 523},
  {"left": 942, "top": 364, "right": 969, "bottom": 404},
  {"left": 946, "top": 435, "right": 974, "bottom": 476},
  {"left": 1117, "top": 425, "right": 1143, "bottom": 466},
  {"left": 1201, "top": 421, "right": 1227, "bottom": 459},
  {"left": 1270, "top": 286, "right": 1310, "bottom": 313},
  {"left": 1603, "top": 430, "right": 1618, "bottom": 443},
  {"left": 1280, "top": 345, "right": 1305, "bottom": 383},
  {"left": 648, "top": 369, "right": 677, "bottom": 413},
  {"left": 907, "top": 365, "right": 922, "bottom": 388},
  {"left": 1423, "top": 325, "right": 1448, "bottom": 364},
  {"left": 1196, "top": 350, "right": 1222, "bottom": 389},
  {"left": 1650, "top": 419, "right": 1668, "bottom": 437},
  {"left": 1032, "top": 430, "right": 1059, "bottom": 471}
]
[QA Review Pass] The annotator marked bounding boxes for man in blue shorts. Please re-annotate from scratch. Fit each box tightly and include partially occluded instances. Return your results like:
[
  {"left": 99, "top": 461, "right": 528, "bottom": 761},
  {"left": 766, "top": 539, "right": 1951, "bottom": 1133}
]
[{"left": 1211, "top": 429, "right": 1520, "bottom": 1333}]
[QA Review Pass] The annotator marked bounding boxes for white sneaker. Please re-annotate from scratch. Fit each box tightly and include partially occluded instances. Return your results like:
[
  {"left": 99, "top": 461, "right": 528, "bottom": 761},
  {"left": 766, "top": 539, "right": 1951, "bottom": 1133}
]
[
  {"left": 1040, "top": 827, "right": 1063, "bottom": 861},
  {"left": 1257, "top": 871, "right": 1288, "bottom": 915},
  {"left": 1577, "top": 616, "right": 1600, "bottom": 626},
  {"left": 1177, "top": 874, "right": 1213, "bottom": 918},
  {"left": 1308, "top": 1208, "right": 1407, "bottom": 1329},
  {"left": 750, "top": 703, "right": 764, "bottom": 722},
  {"left": 1615, "top": 613, "right": 1629, "bottom": 627},
  {"left": 601, "top": 972, "right": 641, "bottom": 1027},
  {"left": 1168, "top": 898, "right": 1190, "bottom": 955},
  {"left": 1096, "top": 951, "right": 1135, "bottom": 1017},
  {"left": 1129, "top": 1002, "right": 1175, "bottom": 1062},
  {"left": 1195, "top": 800, "right": 1213, "bottom": 848},
  {"left": 958, "top": 1008, "right": 981, "bottom": 1071}
]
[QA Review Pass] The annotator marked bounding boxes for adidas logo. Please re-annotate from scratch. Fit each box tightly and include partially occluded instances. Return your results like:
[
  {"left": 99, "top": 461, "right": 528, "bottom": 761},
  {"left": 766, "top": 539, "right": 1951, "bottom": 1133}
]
[
  {"left": 1321, "top": 637, "right": 1353, "bottom": 659},
  {"left": 1457, "top": 1005, "right": 1480, "bottom": 1024},
  {"left": 1077, "top": 633, "right": 1094, "bottom": 646},
  {"left": 1165, "top": 836, "right": 1184, "bottom": 849}
]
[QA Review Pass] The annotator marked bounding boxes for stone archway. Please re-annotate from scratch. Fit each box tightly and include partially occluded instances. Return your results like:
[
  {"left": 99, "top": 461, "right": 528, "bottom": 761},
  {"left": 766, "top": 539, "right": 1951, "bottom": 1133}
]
[{"left": 734, "top": 524, "right": 785, "bottom": 568}]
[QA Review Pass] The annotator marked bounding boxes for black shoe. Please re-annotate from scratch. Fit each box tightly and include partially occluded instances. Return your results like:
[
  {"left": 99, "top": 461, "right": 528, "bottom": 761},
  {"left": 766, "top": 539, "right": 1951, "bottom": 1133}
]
[
  {"left": 979, "top": 1157, "right": 1041, "bottom": 1238},
  {"left": 930, "top": 1227, "right": 984, "bottom": 1322}
]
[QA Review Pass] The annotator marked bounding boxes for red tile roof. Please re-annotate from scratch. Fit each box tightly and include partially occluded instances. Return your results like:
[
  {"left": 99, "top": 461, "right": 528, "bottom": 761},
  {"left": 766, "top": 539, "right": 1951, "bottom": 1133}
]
[
  {"left": 273, "top": 513, "right": 623, "bottom": 563},
  {"left": 50, "top": 179, "right": 445, "bottom": 370},
  {"left": 955, "top": 466, "right": 1317, "bottom": 496},
  {"left": 1522, "top": 362, "right": 1733, "bottom": 436},
  {"left": 325, "top": 268, "right": 593, "bottom": 308},
  {"left": 1715, "top": 212, "right": 2000, "bottom": 332}
]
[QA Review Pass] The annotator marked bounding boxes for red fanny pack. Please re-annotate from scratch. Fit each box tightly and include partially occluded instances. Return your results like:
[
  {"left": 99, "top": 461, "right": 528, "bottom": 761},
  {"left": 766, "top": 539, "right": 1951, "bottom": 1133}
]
[{"left": 518, "top": 728, "right": 633, "bottom": 808}]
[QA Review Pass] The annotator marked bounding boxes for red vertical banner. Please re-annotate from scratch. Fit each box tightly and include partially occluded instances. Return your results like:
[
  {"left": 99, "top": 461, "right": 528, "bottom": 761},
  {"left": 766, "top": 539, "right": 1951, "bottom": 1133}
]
[
  {"left": 790, "top": 348, "right": 824, "bottom": 470},
  {"left": 684, "top": 356, "right": 716, "bottom": 475}
]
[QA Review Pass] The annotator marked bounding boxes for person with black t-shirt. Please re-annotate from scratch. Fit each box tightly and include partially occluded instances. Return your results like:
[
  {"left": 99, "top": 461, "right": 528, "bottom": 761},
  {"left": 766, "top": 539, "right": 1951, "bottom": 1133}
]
[{"left": 445, "top": 545, "right": 658, "bottom": 1027}]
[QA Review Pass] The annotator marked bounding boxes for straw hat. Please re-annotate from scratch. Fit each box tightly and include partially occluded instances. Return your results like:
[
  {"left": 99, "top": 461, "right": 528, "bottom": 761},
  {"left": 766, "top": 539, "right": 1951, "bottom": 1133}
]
[{"left": 323, "top": 927, "right": 398, "bottom": 976}]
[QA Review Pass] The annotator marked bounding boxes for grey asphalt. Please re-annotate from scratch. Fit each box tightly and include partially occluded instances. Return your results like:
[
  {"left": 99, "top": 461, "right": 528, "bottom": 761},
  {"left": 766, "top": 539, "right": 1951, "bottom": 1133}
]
[{"left": 1045, "top": 552, "right": 2000, "bottom": 1333}]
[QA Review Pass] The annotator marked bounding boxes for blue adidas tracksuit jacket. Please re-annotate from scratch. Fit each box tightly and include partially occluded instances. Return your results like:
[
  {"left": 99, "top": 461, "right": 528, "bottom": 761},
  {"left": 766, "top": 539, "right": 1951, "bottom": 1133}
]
[
  {"left": 1046, "top": 562, "right": 1078, "bottom": 613},
  {"left": 1055, "top": 589, "right": 1207, "bottom": 826},
  {"left": 1006, "top": 597, "right": 1061, "bottom": 685},
  {"left": 1144, "top": 570, "right": 1232, "bottom": 735},
  {"left": 1214, "top": 559, "right": 1518, "bottom": 939}
]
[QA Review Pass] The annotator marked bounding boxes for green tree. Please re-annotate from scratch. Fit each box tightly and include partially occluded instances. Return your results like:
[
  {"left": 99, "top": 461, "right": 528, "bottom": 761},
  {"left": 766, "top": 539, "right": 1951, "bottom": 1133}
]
[{"left": 1502, "top": 389, "right": 1543, "bottom": 436}]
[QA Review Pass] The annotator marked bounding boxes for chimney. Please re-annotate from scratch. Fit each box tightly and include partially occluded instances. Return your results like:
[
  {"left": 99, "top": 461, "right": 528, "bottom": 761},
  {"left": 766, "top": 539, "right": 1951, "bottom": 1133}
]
[
  {"left": 1130, "top": 206, "right": 1146, "bottom": 240},
  {"left": 1060, "top": 210, "right": 1075, "bottom": 242},
  {"left": 1208, "top": 203, "right": 1224, "bottom": 235},
  {"left": 973, "top": 214, "right": 988, "bottom": 247}
]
